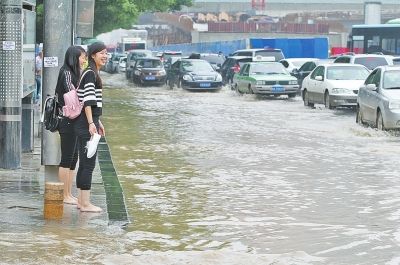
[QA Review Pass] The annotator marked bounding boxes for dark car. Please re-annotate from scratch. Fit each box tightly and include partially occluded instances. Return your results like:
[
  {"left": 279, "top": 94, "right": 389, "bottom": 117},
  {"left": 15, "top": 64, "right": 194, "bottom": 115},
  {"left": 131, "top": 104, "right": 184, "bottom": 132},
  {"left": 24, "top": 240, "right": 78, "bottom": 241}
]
[
  {"left": 168, "top": 59, "right": 223, "bottom": 91},
  {"left": 292, "top": 59, "right": 334, "bottom": 88},
  {"left": 125, "top": 50, "right": 153, "bottom": 79},
  {"left": 220, "top": 56, "right": 252, "bottom": 84},
  {"left": 131, "top": 57, "right": 166, "bottom": 86},
  {"left": 200, "top": 53, "right": 226, "bottom": 72}
]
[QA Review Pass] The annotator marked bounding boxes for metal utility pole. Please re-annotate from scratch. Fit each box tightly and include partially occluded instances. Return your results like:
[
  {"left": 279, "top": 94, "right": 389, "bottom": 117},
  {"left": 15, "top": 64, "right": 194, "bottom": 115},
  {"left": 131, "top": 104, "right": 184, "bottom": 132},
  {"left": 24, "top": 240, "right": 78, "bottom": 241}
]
[
  {"left": 0, "top": 0, "right": 23, "bottom": 169},
  {"left": 42, "top": 0, "right": 72, "bottom": 181}
]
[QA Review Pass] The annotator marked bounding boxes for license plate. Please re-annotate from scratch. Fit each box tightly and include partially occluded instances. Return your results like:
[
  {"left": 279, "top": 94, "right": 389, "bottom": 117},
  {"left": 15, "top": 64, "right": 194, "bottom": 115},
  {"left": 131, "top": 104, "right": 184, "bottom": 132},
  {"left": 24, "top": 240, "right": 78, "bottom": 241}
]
[
  {"left": 145, "top": 76, "right": 156, "bottom": 80},
  {"left": 272, "top": 85, "right": 284, "bottom": 92},
  {"left": 199, "top": 83, "right": 211, "bottom": 88}
]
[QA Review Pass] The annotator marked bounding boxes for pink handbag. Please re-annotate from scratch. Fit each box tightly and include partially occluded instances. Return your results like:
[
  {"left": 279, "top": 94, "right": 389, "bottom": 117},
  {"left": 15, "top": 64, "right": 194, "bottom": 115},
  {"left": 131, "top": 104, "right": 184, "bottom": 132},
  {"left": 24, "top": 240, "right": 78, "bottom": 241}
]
[{"left": 62, "top": 70, "right": 93, "bottom": 119}]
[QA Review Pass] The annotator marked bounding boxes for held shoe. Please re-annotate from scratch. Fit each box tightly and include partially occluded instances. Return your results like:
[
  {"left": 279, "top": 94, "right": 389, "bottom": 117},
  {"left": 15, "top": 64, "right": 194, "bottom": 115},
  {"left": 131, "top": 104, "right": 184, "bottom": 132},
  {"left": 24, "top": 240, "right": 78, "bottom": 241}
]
[{"left": 86, "top": 133, "right": 101, "bottom": 158}]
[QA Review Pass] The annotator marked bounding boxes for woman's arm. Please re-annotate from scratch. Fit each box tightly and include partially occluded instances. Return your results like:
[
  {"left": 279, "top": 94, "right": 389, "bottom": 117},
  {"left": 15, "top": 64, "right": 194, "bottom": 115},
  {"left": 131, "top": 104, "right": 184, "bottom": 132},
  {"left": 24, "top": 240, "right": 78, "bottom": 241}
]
[{"left": 85, "top": 106, "right": 97, "bottom": 136}]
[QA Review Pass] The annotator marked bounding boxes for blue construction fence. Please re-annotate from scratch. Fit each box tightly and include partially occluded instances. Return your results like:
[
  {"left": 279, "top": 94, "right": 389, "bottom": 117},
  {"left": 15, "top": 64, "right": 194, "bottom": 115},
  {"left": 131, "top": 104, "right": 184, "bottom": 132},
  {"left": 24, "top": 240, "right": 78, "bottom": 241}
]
[
  {"left": 249, "top": 37, "right": 329, "bottom": 59},
  {"left": 151, "top": 39, "right": 247, "bottom": 57},
  {"left": 151, "top": 37, "right": 329, "bottom": 59}
]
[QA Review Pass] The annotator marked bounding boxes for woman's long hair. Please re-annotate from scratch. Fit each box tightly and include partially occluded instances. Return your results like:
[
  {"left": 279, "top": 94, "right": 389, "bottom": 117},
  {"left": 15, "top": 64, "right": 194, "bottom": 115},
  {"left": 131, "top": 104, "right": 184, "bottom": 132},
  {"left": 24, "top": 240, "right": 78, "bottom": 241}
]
[{"left": 62, "top": 46, "right": 84, "bottom": 83}]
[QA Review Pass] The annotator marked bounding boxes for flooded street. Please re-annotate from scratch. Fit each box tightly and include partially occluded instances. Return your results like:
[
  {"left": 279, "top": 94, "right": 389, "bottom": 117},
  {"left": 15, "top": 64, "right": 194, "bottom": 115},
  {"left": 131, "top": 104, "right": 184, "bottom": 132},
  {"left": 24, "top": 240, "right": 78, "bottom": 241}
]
[{"left": 3, "top": 72, "right": 400, "bottom": 265}]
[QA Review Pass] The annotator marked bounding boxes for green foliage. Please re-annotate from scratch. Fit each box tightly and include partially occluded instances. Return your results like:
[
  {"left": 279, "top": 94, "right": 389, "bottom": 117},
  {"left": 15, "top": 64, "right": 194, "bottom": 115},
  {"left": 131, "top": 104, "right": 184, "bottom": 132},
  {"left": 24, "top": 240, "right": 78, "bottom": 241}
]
[{"left": 35, "top": 1, "right": 44, "bottom": 43}]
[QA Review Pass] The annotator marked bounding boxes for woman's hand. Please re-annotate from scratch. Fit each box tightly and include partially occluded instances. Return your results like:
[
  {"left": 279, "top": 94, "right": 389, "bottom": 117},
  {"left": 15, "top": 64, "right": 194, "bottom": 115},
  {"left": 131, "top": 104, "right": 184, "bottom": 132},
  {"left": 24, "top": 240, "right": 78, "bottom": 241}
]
[
  {"left": 89, "top": 123, "right": 97, "bottom": 136},
  {"left": 99, "top": 120, "right": 106, "bottom": 136}
]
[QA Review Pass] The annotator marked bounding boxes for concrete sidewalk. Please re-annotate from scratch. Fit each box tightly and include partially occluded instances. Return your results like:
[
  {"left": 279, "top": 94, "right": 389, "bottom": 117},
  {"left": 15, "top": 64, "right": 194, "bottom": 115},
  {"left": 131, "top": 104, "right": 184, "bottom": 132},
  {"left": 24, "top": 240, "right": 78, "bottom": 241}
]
[{"left": 0, "top": 134, "right": 111, "bottom": 231}]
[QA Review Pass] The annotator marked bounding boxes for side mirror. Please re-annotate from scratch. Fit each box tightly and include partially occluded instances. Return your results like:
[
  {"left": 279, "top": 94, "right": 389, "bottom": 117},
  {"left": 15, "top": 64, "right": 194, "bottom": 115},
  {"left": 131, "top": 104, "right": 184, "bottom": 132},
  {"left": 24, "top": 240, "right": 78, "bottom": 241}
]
[
  {"left": 315, "top": 76, "right": 323, "bottom": 81},
  {"left": 292, "top": 68, "right": 299, "bottom": 75},
  {"left": 366, "top": 84, "right": 377, "bottom": 91}
]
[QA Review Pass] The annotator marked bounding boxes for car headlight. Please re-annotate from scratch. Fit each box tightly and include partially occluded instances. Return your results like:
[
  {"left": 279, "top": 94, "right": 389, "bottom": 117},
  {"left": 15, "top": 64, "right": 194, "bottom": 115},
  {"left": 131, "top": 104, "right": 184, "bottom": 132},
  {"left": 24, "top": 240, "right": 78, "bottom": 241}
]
[
  {"left": 389, "top": 101, "right": 400, "bottom": 109},
  {"left": 134, "top": 70, "right": 141, "bottom": 75},
  {"left": 215, "top": 74, "right": 222, "bottom": 82},
  {"left": 158, "top": 70, "right": 166, "bottom": 76},
  {"left": 183, "top": 74, "right": 192, "bottom": 81},
  {"left": 289, "top": 80, "right": 298, "bottom": 85},
  {"left": 331, "top": 88, "right": 352, "bottom": 94},
  {"left": 256, "top": 80, "right": 264, "bottom": 85}
]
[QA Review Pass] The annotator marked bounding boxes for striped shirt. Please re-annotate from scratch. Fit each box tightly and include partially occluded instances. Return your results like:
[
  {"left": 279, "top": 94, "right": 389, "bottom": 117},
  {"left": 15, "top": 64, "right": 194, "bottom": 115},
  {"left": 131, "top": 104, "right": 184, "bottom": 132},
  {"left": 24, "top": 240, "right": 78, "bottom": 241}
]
[{"left": 77, "top": 68, "right": 102, "bottom": 116}]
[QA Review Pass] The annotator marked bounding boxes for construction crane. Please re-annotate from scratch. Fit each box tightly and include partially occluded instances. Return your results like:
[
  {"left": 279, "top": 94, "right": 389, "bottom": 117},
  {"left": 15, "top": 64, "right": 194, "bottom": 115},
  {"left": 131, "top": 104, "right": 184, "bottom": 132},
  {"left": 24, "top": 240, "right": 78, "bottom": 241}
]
[{"left": 252, "top": 0, "right": 265, "bottom": 10}]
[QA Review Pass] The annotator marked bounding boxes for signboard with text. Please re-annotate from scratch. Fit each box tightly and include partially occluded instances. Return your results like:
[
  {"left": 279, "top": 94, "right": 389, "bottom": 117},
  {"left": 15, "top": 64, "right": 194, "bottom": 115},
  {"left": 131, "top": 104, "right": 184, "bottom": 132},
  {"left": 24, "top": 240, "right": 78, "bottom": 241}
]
[{"left": 76, "top": 0, "right": 95, "bottom": 38}]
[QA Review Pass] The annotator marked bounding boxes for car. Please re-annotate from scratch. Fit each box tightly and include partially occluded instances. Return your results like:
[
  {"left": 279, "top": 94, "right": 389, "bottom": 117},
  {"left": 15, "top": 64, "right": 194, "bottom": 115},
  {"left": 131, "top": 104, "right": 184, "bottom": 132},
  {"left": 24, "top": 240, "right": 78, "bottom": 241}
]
[
  {"left": 280, "top": 58, "right": 318, "bottom": 74},
  {"left": 160, "top": 51, "right": 183, "bottom": 63},
  {"left": 131, "top": 57, "right": 166, "bottom": 86},
  {"left": 302, "top": 63, "right": 370, "bottom": 109},
  {"left": 220, "top": 56, "right": 253, "bottom": 85},
  {"left": 167, "top": 59, "right": 223, "bottom": 91},
  {"left": 200, "top": 53, "right": 226, "bottom": 72},
  {"left": 118, "top": 56, "right": 127, "bottom": 73},
  {"left": 357, "top": 65, "right": 400, "bottom": 130},
  {"left": 105, "top": 53, "right": 125, "bottom": 73},
  {"left": 232, "top": 61, "right": 299, "bottom": 97},
  {"left": 392, "top": 57, "right": 400, "bottom": 65},
  {"left": 291, "top": 59, "right": 334, "bottom": 88},
  {"left": 333, "top": 54, "right": 393, "bottom": 70},
  {"left": 164, "top": 56, "right": 182, "bottom": 72},
  {"left": 231, "top": 48, "right": 285, "bottom": 62},
  {"left": 125, "top": 50, "right": 153, "bottom": 79}
]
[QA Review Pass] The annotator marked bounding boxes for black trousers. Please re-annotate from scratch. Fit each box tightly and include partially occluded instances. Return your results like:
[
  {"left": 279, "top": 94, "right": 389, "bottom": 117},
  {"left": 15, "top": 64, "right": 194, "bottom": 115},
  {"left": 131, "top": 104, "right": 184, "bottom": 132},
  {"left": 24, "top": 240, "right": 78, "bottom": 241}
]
[
  {"left": 58, "top": 119, "right": 78, "bottom": 170},
  {"left": 74, "top": 113, "right": 100, "bottom": 191}
]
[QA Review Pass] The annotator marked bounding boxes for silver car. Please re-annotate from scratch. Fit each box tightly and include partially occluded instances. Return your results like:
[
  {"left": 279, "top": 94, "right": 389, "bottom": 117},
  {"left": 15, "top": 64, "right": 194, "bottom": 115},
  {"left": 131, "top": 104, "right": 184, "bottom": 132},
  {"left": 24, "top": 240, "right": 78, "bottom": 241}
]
[{"left": 357, "top": 65, "right": 400, "bottom": 130}]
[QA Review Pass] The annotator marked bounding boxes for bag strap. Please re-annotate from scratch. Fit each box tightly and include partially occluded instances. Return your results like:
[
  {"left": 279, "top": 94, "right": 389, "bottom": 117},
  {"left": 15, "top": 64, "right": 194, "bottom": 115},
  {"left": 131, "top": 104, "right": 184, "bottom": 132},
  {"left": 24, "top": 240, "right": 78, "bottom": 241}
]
[{"left": 76, "top": 69, "right": 95, "bottom": 90}]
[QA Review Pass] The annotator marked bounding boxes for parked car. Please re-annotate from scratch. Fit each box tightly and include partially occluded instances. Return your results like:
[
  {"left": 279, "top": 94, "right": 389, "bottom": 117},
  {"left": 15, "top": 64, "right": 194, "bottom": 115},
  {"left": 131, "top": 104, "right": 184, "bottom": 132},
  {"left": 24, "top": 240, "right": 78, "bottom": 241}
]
[
  {"left": 160, "top": 51, "right": 182, "bottom": 63},
  {"left": 292, "top": 59, "right": 334, "bottom": 88},
  {"left": 231, "top": 48, "right": 285, "bottom": 61},
  {"left": 232, "top": 62, "right": 299, "bottom": 97},
  {"left": 333, "top": 54, "right": 393, "bottom": 70},
  {"left": 280, "top": 58, "right": 318, "bottom": 74},
  {"left": 118, "top": 56, "right": 127, "bottom": 73},
  {"left": 200, "top": 53, "right": 226, "bottom": 72},
  {"left": 131, "top": 57, "right": 166, "bottom": 86},
  {"left": 105, "top": 53, "right": 125, "bottom": 73},
  {"left": 167, "top": 59, "right": 223, "bottom": 91},
  {"left": 220, "top": 56, "right": 252, "bottom": 84},
  {"left": 302, "top": 63, "right": 370, "bottom": 109},
  {"left": 125, "top": 50, "right": 153, "bottom": 79},
  {"left": 357, "top": 65, "right": 400, "bottom": 130}
]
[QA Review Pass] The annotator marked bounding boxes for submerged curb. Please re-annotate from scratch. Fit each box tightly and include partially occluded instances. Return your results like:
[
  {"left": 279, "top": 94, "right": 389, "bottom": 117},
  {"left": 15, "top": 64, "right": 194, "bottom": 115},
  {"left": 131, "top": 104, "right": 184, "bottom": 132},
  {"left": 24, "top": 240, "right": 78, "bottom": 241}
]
[{"left": 97, "top": 138, "right": 130, "bottom": 226}]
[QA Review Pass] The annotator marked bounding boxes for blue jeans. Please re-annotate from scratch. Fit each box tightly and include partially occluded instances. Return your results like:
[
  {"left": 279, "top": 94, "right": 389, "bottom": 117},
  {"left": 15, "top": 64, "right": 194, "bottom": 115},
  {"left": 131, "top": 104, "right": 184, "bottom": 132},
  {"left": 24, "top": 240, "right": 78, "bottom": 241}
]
[{"left": 35, "top": 76, "right": 41, "bottom": 99}]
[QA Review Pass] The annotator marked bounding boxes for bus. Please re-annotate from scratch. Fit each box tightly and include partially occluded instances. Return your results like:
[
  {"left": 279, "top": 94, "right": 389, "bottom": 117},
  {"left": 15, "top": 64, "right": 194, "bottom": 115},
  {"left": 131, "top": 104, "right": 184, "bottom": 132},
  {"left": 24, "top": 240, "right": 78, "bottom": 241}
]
[
  {"left": 117, "top": 29, "right": 148, "bottom": 53},
  {"left": 350, "top": 24, "right": 400, "bottom": 55}
]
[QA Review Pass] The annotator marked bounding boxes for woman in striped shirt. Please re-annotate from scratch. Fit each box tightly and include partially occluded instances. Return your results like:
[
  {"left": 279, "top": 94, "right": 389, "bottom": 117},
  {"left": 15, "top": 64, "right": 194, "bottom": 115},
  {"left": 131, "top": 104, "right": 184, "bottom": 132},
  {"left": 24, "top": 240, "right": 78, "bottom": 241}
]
[{"left": 75, "top": 42, "right": 107, "bottom": 212}]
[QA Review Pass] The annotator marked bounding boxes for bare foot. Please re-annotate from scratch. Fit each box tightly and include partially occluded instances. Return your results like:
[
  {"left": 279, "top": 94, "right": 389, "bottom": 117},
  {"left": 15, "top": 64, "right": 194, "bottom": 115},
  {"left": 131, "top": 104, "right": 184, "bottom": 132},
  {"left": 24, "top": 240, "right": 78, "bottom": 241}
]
[
  {"left": 76, "top": 203, "right": 81, "bottom": 209},
  {"left": 80, "top": 203, "right": 102, "bottom": 213},
  {"left": 64, "top": 196, "right": 78, "bottom": 205}
]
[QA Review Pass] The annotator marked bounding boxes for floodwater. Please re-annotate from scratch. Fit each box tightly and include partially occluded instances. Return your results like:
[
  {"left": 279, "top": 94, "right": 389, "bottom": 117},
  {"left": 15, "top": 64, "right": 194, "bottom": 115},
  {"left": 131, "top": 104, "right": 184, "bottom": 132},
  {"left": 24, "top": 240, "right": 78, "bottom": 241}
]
[{"left": 3, "top": 72, "right": 400, "bottom": 264}]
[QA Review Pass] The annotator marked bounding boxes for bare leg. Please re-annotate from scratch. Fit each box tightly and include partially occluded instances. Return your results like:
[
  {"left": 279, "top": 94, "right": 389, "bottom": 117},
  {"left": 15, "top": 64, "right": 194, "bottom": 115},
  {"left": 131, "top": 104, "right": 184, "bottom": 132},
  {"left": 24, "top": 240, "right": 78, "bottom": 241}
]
[
  {"left": 59, "top": 166, "right": 77, "bottom": 204},
  {"left": 80, "top": 190, "right": 102, "bottom": 212},
  {"left": 67, "top": 169, "right": 77, "bottom": 203},
  {"left": 77, "top": 188, "right": 81, "bottom": 209}
]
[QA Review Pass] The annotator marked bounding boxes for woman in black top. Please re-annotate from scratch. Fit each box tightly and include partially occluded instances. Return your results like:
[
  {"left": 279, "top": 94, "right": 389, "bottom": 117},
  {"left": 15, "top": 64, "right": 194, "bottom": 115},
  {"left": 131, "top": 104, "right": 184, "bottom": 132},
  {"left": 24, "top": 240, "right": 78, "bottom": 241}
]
[
  {"left": 75, "top": 42, "right": 107, "bottom": 212},
  {"left": 55, "top": 46, "right": 87, "bottom": 204}
]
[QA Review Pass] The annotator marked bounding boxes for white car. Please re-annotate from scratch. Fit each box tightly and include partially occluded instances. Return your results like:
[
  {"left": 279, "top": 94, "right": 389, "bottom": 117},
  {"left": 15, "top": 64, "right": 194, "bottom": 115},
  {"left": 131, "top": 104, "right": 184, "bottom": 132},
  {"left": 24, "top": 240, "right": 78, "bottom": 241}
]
[
  {"left": 118, "top": 56, "right": 127, "bottom": 73},
  {"left": 302, "top": 63, "right": 370, "bottom": 109},
  {"left": 357, "top": 65, "right": 400, "bottom": 130}
]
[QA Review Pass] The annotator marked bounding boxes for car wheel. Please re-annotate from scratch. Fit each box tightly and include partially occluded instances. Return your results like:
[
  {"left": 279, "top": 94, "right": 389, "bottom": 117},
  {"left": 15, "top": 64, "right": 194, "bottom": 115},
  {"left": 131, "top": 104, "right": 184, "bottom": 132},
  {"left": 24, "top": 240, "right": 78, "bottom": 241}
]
[
  {"left": 303, "top": 90, "right": 314, "bottom": 107},
  {"left": 324, "top": 91, "right": 334, "bottom": 109},
  {"left": 248, "top": 85, "right": 254, "bottom": 94},
  {"left": 356, "top": 105, "right": 364, "bottom": 125},
  {"left": 376, "top": 110, "right": 385, "bottom": 130}
]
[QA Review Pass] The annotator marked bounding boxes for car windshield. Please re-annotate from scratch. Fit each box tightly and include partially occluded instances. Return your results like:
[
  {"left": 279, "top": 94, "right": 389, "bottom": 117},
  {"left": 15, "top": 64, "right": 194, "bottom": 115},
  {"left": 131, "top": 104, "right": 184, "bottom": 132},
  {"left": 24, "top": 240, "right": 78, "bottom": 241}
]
[
  {"left": 383, "top": 70, "right": 400, "bottom": 89},
  {"left": 182, "top": 60, "right": 214, "bottom": 72},
  {"left": 354, "top": 57, "right": 388, "bottom": 70},
  {"left": 326, "top": 66, "right": 370, "bottom": 80},
  {"left": 250, "top": 63, "right": 287, "bottom": 75},
  {"left": 254, "top": 50, "right": 284, "bottom": 61},
  {"left": 137, "top": 60, "right": 162, "bottom": 68},
  {"left": 132, "top": 51, "right": 153, "bottom": 59}
]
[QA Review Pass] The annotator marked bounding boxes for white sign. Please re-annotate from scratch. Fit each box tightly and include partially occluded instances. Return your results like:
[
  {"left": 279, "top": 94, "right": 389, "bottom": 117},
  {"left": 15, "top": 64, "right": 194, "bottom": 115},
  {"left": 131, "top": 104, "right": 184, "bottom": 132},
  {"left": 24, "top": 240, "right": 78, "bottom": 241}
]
[
  {"left": 44, "top": 57, "right": 58, "bottom": 68},
  {"left": 2, "top": 41, "right": 15, "bottom": 51}
]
